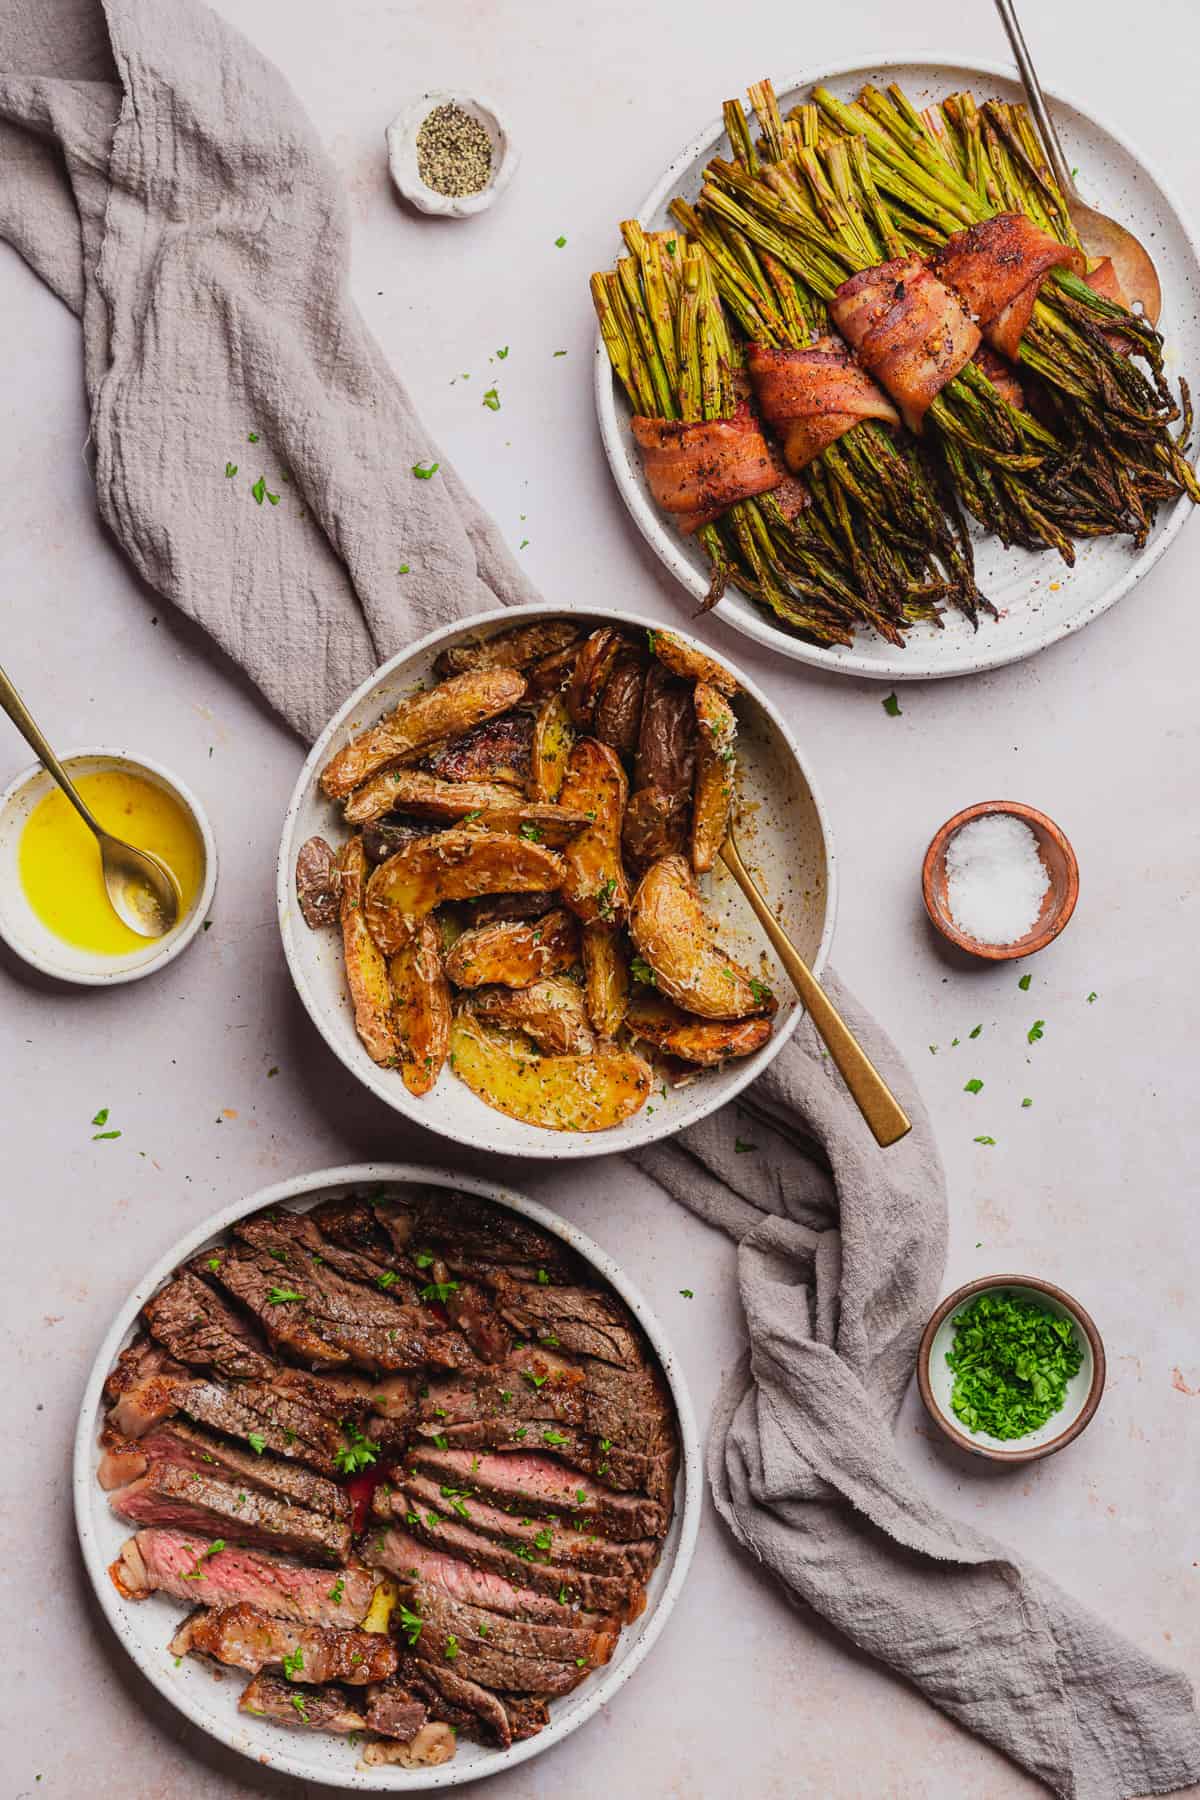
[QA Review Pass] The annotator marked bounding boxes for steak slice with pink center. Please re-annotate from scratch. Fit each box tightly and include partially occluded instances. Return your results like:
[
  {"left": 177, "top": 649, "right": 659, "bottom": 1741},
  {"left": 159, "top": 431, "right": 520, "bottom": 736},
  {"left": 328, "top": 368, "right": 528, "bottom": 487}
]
[
  {"left": 110, "top": 1529, "right": 377, "bottom": 1626},
  {"left": 109, "top": 1462, "right": 351, "bottom": 1563},
  {"left": 408, "top": 1445, "right": 667, "bottom": 1541},
  {"left": 369, "top": 1527, "right": 610, "bottom": 1628},
  {"left": 399, "top": 1582, "right": 617, "bottom": 1668},
  {"left": 98, "top": 1418, "right": 350, "bottom": 1519},
  {"left": 381, "top": 1474, "right": 656, "bottom": 1579}
]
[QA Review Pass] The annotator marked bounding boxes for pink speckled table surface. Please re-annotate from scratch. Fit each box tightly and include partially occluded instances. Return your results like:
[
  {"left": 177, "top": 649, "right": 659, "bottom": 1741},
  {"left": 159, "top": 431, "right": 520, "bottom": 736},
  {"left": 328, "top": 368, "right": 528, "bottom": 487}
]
[{"left": 2, "top": 1, "right": 1198, "bottom": 1795}]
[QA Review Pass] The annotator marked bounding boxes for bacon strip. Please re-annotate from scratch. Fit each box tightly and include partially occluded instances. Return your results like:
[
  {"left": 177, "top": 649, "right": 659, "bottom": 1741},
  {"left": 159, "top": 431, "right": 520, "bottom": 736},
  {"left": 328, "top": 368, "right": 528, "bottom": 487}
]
[
  {"left": 746, "top": 339, "right": 900, "bottom": 471},
  {"left": 631, "top": 403, "right": 779, "bottom": 533},
  {"left": 973, "top": 345, "right": 1025, "bottom": 414},
  {"left": 829, "top": 256, "right": 981, "bottom": 433},
  {"left": 933, "top": 214, "right": 1085, "bottom": 361}
]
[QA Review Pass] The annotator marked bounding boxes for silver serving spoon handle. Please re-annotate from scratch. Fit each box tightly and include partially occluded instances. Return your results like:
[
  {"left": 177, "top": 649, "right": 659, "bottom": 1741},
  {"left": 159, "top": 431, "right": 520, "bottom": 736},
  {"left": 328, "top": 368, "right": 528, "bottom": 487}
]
[
  {"left": 993, "top": 0, "right": 1162, "bottom": 323},
  {"left": 0, "top": 662, "right": 181, "bottom": 938}
]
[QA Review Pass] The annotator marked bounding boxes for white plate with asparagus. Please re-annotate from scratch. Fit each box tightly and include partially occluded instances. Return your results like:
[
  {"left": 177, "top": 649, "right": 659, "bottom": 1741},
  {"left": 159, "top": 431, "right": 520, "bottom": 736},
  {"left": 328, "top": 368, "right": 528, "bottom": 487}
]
[{"left": 592, "top": 55, "right": 1200, "bottom": 680}]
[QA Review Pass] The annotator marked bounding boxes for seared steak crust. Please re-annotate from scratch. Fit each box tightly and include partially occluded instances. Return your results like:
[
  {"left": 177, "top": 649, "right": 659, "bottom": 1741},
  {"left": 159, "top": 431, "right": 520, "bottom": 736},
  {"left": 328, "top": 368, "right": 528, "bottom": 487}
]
[{"left": 99, "top": 1185, "right": 678, "bottom": 1758}]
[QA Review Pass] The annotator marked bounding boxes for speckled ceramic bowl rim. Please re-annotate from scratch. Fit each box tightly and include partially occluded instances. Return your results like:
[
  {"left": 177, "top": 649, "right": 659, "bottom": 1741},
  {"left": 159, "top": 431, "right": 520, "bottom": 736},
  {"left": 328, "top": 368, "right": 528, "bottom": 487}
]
[
  {"left": 917, "top": 1272, "right": 1106, "bottom": 1463},
  {"left": 593, "top": 49, "right": 1200, "bottom": 680},
  {"left": 73, "top": 1161, "right": 701, "bottom": 1791},
  {"left": 921, "top": 799, "right": 1080, "bottom": 961},
  {"left": 0, "top": 746, "right": 218, "bottom": 986},
  {"left": 275, "top": 602, "right": 838, "bottom": 1161}
]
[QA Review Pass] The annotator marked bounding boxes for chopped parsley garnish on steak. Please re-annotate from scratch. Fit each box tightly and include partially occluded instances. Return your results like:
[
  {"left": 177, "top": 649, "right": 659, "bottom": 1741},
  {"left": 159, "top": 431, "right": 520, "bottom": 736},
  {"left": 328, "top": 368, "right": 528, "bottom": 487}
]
[{"left": 266, "top": 1286, "right": 304, "bottom": 1305}]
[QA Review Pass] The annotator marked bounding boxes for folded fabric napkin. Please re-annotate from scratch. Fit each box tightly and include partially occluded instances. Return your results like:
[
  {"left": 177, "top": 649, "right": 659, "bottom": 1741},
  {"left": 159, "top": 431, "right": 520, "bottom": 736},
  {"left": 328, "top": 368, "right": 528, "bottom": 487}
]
[{"left": 2, "top": 4, "right": 1198, "bottom": 1794}]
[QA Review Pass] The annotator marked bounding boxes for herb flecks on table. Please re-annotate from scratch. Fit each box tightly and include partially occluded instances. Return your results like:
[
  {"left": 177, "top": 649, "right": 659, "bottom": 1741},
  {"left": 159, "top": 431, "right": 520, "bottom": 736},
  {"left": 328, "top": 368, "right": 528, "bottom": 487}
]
[{"left": 946, "top": 1289, "right": 1083, "bottom": 1439}]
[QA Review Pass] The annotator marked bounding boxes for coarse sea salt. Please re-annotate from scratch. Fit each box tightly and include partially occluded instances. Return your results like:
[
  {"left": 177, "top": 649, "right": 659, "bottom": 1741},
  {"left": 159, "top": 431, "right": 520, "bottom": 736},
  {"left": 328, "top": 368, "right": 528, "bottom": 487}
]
[{"left": 945, "top": 814, "right": 1050, "bottom": 946}]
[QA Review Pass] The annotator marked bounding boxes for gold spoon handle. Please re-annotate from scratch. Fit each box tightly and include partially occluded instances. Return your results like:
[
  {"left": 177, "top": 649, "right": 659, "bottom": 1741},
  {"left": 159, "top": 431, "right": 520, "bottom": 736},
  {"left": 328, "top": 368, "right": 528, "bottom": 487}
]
[
  {"left": 720, "top": 835, "right": 911, "bottom": 1149},
  {"left": 0, "top": 660, "right": 103, "bottom": 838},
  {"left": 992, "top": 0, "right": 1077, "bottom": 199}
]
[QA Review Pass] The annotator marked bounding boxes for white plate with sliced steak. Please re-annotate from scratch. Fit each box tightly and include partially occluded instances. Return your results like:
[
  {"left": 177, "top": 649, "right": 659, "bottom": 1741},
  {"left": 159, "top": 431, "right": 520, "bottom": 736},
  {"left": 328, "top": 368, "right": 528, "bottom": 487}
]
[{"left": 75, "top": 1165, "right": 699, "bottom": 1789}]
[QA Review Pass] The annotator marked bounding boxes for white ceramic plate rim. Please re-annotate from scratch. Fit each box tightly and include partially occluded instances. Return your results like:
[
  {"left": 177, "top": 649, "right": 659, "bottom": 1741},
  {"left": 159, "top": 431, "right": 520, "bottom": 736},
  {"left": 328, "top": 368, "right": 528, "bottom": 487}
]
[
  {"left": 593, "top": 50, "right": 1200, "bottom": 680},
  {"left": 0, "top": 746, "right": 218, "bottom": 986},
  {"left": 74, "top": 1161, "right": 701, "bottom": 1791},
  {"left": 275, "top": 601, "right": 838, "bottom": 1160}
]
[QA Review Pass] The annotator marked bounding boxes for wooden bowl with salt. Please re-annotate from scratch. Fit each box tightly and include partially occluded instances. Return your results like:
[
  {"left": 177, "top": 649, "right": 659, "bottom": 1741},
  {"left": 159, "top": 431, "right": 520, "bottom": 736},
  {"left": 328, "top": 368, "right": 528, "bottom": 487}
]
[{"left": 922, "top": 801, "right": 1079, "bottom": 962}]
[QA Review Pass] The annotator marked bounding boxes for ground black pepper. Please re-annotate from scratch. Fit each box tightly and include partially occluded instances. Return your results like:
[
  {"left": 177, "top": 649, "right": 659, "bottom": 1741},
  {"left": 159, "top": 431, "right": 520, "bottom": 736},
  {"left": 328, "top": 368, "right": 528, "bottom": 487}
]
[{"left": 416, "top": 103, "right": 492, "bottom": 198}]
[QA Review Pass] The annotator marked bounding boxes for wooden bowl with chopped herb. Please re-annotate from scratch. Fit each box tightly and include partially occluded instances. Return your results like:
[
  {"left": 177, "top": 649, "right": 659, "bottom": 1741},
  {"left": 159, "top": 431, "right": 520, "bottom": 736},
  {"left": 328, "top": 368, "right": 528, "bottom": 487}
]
[{"left": 917, "top": 1275, "right": 1105, "bottom": 1463}]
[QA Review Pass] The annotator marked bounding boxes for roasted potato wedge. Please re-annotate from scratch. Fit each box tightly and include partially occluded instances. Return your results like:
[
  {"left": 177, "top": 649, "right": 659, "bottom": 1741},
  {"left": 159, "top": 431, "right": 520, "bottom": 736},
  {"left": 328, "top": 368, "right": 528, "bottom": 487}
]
[
  {"left": 321, "top": 669, "right": 527, "bottom": 800},
  {"left": 593, "top": 652, "right": 647, "bottom": 758},
  {"left": 528, "top": 691, "right": 575, "bottom": 803},
  {"left": 449, "top": 1013, "right": 651, "bottom": 1132},
  {"left": 433, "top": 620, "right": 581, "bottom": 679},
  {"left": 389, "top": 921, "right": 451, "bottom": 1095},
  {"left": 581, "top": 921, "right": 629, "bottom": 1039},
  {"left": 691, "top": 681, "right": 737, "bottom": 874},
  {"left": 425, "top": 709, "right": 534, "bottom": 789},
  {"left": 465, "top": 891, "right": 557, "bottom": 927},
  {"left": 626, "top": 992, "right": 770, "bottom": 1064},
  {"left": 649, "top": 628, "right": 737, "bottom": 695},
  {"left": 444, "top": 908, "right": 580, "bottom": 990},
  {"left": 345, "top": 770, "right": 519, "bottom": 827},
  {"left": 467, "top": 977, "right": 595, "bottom": 1055},
  {"left": 361, "top": 821, "right": 440, "bottom": 865},
  {"left": 296, "top": 835, "right": 340, "bottom": 928},
  {"left": 364, "top": 830, "right": 564, "bottom": 953},
  {"left": 339, "top": 838, "right": 399, "bottom": 1065},
  {"left": 629, "top": 853, "right": 769, "bottom": 1020},
  {"left": 558, "top": 739, "right": 631, "bottom": 927},
  {"left": 525, "top": 642, "right": 582, "bottom": 699},
  {"left": 566, "top": 628, "right": 629, "bottom": 728}
]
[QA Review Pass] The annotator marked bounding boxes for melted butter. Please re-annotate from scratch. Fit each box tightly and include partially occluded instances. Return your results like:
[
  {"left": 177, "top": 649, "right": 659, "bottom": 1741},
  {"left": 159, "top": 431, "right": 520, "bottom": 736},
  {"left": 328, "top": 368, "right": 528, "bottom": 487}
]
[{"left": 19, "top": 769, "right": 202, "bottom": 955}]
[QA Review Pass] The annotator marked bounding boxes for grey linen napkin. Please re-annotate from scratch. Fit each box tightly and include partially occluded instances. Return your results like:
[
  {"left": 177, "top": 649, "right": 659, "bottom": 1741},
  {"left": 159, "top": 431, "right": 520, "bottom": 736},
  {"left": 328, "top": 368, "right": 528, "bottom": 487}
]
[
  {"left": 0, "top": 0, "right": 539, "bottom": 741},
  {"left": 2, "top": 5, "right": 1198, "bottom": 1795},
  {"left": 635, "top": 979, "right": 1200, "bottom": 1800}
]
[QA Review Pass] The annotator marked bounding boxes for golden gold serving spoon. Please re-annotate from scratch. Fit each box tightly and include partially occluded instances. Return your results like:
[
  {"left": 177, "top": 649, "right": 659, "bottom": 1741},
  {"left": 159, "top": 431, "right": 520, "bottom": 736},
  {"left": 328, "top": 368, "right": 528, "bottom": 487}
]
[
  {"left": 994, "top": 0, "right": 1161, "bottom": 323},
  {"left": 720, "top": 822, "right": 911, "bottom": 1148},
  {"left": 0, "top": 662, "right": 181, "bottom": 939}
]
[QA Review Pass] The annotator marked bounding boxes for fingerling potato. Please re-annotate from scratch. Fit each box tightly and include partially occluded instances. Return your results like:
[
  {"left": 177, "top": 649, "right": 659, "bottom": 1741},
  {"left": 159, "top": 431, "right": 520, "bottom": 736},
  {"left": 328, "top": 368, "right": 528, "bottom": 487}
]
[
  {"left": 425, "top": 710, "right": 534, "bottom": 789},
  {"left": 296, "top": 835, "right": 340, "bottom": 929},
  {"left": 529, "top": 691, "right": 575, "bottom": 802},
  {"left": 365, "top": 830, "right": 564, "bottom": 953},
  {"left": 558, "top": 739, "right": 630, "bottom": 927},
  {"left": 444, "top": 908, "right": 580, "bottom": 990},
  {"left": 449, "top": 1013, "right": 651, "bottom": 1132},
  {"left": 525, "top": 642, "right": 582, "bottom": 698},
  {"left": 321, "top": 669, "right": 527, "bottom": 800},
  {"left": 593, "top": 652, "right": 647, "bottom": 758},
  {"left": 339, "top": 838, "right": 399, "bottom": 1065},
  {"left": 467, "top": 977, "right": 595, "bottom": 1055},
  {"left": 581, "top": 922, "right": 629, "bottom": 1039},
  {"left": 566, "top": 628, "right": 630, "bottom": 728},
  {"left": 691, "top": 681, "right": 737, "bottom": 874},
  {"left": 389, "top": 921, "right": 451, "bottom": 1095},
  {"left": 434, "top": 619, "right": 581, "bottom": 679},
  {"left": 626, "top": 992, "right": 770, "bottom": 1064},
  {"left": 345, "top": 770, "right": 520, "bottom": 827},
  {"left": 629, "top": 853, "right": 768, "bottom": 1020},
  {"left": 648, "top": 628, "right": 737, "bottom": 694}
]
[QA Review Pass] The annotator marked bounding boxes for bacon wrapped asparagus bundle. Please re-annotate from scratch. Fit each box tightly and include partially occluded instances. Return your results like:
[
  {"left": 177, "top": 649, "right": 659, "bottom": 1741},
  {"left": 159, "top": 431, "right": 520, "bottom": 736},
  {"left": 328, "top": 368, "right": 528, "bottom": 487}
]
[
  {"left": 698, "top": 83, "right": 1152, "bottom": 558},
  {"left": 592, "top": 233, "right": 914, "bottom": 645},
  {"left": 812, "top": 82, "right": 1198, "bottom": 537},
  {"left": 672, "top": 109, "right": 982, "bottom": 629}
]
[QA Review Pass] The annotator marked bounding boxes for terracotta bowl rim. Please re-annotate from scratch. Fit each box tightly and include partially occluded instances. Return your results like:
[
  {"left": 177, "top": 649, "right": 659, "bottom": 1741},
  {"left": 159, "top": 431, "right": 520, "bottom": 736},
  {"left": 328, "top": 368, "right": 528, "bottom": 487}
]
[
  {"left": 921, "top": 799, "right": 1079, "bottom": 962},
  {"left": 917, "top": 1271, "right": 1106, "bottom": 1464}
]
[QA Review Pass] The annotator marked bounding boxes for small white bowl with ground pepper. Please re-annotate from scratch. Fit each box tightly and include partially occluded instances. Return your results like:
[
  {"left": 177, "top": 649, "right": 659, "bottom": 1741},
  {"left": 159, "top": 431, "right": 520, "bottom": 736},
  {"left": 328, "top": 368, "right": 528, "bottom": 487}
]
[{"left": 386, "top": 91, "right": 518, "bottom": 218}]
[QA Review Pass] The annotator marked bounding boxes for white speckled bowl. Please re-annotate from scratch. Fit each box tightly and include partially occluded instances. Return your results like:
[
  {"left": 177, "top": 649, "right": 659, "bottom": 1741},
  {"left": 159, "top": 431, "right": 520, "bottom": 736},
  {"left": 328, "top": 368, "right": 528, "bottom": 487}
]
[
  {"left": 74, "top": 1163, "right": 700, "bottom": 1791},
  {"left": 277, "top": 604, "right": 836, "bottom": 1160},
  {"left": 594, "top": 53, "right": 1200, "bottom": 680},
  {"left": 386, "top": 91, "right": 518, "bottom": 218},
  {"left": 0, "top": 748, "right": 217, "bottom": 986}
]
